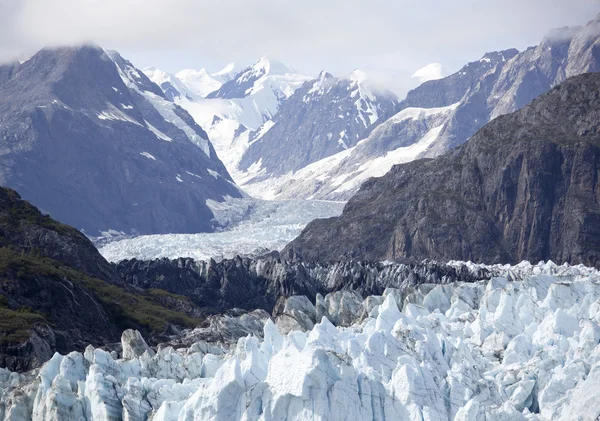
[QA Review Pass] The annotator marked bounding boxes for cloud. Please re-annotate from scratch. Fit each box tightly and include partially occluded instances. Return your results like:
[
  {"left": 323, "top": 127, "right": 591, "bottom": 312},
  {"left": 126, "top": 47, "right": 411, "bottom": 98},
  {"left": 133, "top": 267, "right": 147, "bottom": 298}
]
[
  {"left": 0, "top": 0, "right": 597, "bottom": 96},
  {"left": 411, "top": 63, "right": 445, "bottom": 84}
]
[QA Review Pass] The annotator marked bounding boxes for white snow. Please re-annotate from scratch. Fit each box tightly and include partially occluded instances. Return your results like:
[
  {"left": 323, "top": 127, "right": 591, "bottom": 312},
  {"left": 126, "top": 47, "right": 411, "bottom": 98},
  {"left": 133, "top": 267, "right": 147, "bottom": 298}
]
[
  {"left": 411, "top": 63, "right": 445, "bottom": 83},
  {"left": 139, "top": 152, "right": 156, "bottom": 161},
  {"left": 143, "top": 66, "right": 198, "bottom": 100},
  {"left": 174, "top": 58, "right": 311, "bottom": 183},
  {"left": 252, "top": 120, "right": 275, "bottom": 143},
  {"left": 98, "top": 199, "right": 345, "bottom": 262},
  {"left": 175, "top": 68, "right": 223, "bottom": 98},
  {"left": 4, "top": 261, "right": 600, "bottom": 420},
  {"left": 212, "top": 62, "right": 239, "bottom": 81},
  {"left": 206, "top": 169, "right": 220, "bottom": 179},
  {"left": 332, "top": 125, "right": 444, "bottom": 193},
  {"left": 239, "top": 103, "right": 458, "bottom": 200},
  {"left": 96, "top": 107, "right": 141, "bottom": 126},
  {"left": 145, "top": 121, "right": 173, "bottom": 142}
]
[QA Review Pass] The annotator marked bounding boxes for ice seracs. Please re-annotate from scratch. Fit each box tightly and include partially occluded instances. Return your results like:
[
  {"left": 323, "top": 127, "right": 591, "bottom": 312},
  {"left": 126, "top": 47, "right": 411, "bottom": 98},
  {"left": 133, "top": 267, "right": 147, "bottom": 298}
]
[{"left": 1, "top": 261, "right": 599, "bottom": 420}]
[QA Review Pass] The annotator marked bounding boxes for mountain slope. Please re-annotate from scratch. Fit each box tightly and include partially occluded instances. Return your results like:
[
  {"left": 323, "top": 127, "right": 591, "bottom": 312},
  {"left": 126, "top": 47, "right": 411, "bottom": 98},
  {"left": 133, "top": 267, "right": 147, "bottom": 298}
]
[
  {"left": 424, "top": 17, "right": 600, "bottom": 157},
  {"left": 284, "top": 72, "right": 600, "bottom": 266},
  {"left": 238, "top": 70, "right": 399, "bottom": 179},
  {"left": 174, "top": 57, "right": 312, "bottom": 180},
  {"left": 0, "top": 45, "right": 242, "bottom": 236},
  {"left": 0, "top": 187, "right": 201, "bottom": 371}
]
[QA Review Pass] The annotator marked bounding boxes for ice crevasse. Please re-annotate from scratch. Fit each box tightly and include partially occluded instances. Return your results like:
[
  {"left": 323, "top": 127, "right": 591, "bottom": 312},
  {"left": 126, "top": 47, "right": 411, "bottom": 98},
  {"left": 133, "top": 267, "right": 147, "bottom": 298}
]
[{"left": 1, "top": 263, "right": 600, "bottom": 420}]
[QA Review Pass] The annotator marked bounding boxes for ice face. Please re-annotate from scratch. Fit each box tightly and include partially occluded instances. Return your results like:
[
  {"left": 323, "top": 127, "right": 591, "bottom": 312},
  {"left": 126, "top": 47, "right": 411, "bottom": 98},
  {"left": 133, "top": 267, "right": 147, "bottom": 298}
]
[{"left": 1, "top": 261, "right": 600, "bottom": 420}]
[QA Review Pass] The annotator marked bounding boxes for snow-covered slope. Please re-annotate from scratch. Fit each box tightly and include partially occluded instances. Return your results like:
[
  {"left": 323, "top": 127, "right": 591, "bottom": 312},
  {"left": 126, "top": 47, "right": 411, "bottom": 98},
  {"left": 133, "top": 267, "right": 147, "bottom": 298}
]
[
  {"left": 173, "top": 57, "right": 312, "bottom": 181},
  {"left": 239, "top": 102, "right": 458, "bottom": 200},
  {"left": 237, "top": 70, "right": 399, "bottom": 179},
  {"left": 142, "top": 67, "right": 197, "bottom": 101},
  {"left": 175, "top": 68, "right": 224, "bottom": 98},
  {"left": 2, "top": 261, "right": 599, "bottom": 420},
  {"left": 98, "top": 198, "right": 345, "bottom": 262}
]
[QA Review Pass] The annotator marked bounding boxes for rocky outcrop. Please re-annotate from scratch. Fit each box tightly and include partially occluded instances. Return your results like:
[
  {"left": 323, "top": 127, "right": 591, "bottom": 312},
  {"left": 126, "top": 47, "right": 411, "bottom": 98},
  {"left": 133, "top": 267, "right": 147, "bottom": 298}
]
[
  {"left": 284, "top": 73, "right": 600, "bottom": 266},
  {"left": 0, "top": 188, "right": 116, "bottom": 281},
  {"left": 121, "top": 330, "right": 155, "bottom": 360},
  {"left": 115, "top": 255, "right": 493, "bottom": 315}
]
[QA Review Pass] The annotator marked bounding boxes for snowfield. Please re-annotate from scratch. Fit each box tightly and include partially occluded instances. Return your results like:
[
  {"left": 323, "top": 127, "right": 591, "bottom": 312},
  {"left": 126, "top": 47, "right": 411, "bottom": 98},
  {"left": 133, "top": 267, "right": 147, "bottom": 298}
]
[
  {"left": 1, "top": 261, "right": 599, "bottom": 420},
  {"left": 98, "top": 199, "right": 345, "bottom": 262}
]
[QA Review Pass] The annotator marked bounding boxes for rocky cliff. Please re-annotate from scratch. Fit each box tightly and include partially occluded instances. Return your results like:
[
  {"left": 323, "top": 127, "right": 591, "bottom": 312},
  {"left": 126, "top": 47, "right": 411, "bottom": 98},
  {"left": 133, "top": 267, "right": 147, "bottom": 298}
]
[{"left": 284, "top": 72, "right": 600, "bottom": 266}]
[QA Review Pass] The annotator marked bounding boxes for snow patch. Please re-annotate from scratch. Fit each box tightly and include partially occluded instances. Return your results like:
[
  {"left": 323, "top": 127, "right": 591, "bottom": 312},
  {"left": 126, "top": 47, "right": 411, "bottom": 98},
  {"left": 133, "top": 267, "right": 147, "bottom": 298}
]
[{"left": 139, "top": 152, "right": 156, "bottom": 161}]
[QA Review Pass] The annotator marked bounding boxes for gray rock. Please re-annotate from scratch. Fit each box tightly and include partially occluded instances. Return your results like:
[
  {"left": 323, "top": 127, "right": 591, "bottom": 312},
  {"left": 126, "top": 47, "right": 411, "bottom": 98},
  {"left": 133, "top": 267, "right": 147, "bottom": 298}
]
[
  {"left": 0, "top": 45, "right": 242, "bottom": 236},
  {"left": 273, "top": 296, "right": 317, "bottom": 334},
  {"left": 322, "top": 290, "right": 364, "bottom": 327},
  {"left": 121, "top": 330, "right": 155, "bottom": 360},
  {"left": 167, "top": 309, "right": 271, "bottom": 349},
  {"left": 284, "top": 72, "right": 600, "bottom": 268}
]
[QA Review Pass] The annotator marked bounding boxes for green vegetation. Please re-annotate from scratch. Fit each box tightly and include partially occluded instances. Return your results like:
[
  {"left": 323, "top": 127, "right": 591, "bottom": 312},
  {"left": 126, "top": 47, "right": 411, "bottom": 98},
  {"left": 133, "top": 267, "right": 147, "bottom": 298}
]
[
  {"left": 0, "top": 297, "right": 47, "bottom": 345},
  {"left": 0, "top": 247, "right": 200, "bottom": 342},
  {"left": 2, "top": 189, "right": 73, "bottom": 236}
]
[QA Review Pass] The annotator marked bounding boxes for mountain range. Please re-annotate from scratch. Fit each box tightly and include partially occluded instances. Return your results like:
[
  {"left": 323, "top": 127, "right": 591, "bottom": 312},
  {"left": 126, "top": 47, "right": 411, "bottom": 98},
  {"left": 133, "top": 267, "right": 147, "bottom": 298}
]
[
  {"left": 285, "top": 72, "right": 600, "bottom": 266},
  {"left": 235, "top": 17, "right": 600, "bottom": 200},
  {"left": 138, "top": 16, "right": 599, "bottom": 204}
]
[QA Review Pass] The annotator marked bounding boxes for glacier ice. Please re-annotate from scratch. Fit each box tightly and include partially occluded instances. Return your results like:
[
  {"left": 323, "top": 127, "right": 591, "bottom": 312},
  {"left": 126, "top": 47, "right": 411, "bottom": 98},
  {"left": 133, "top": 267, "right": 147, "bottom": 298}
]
[
  {"left": 97, "top": 199, "right": 344, "bottom": 262},
  {"left": 1, "top": 261, "right": 600, "bottom": 420}
]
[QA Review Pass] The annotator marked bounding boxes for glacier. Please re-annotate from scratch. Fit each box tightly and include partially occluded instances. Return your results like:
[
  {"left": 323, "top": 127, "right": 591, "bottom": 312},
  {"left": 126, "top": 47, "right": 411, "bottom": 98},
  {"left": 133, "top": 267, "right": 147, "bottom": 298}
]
[
  {"left": 1, "top": 261, "right": 599, "bottom": 420},
  {"left": 97, "top": 199, "right": 345, "bottom": 262}
]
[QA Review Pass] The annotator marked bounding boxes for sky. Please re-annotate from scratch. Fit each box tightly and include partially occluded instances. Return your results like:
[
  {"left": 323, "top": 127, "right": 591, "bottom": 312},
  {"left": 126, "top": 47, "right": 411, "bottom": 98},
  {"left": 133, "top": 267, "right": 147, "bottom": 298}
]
[{"left": 1, "top": 0, "right": 598, "bottom": 96}]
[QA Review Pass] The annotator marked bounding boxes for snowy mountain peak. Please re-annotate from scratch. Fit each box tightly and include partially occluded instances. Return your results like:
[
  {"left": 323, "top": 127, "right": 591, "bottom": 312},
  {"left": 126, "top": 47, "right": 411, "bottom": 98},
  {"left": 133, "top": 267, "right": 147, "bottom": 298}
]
[
  {"left": 348, "top": 68, "right": 369, "bottom": 84},
  {"left": 239, "top": 56, "right": 296, "bottom": 82},
  {"left": 317, "top": 70, "right": 334, "bottom": 79},
  {"left": 176, "top": 68, "right": 210, "bottom": 79},
  {"left": 142, "top": 66, "right": 197, "bottom": 101},
  {"left": 175, "top": 67, "right": 222, "bottom": 98},
  {"left": 212, "top": 62, "right": 239, "bottom": 82},
  {"left": 206, "top": 56, "right": 309, "bottom": 102}
]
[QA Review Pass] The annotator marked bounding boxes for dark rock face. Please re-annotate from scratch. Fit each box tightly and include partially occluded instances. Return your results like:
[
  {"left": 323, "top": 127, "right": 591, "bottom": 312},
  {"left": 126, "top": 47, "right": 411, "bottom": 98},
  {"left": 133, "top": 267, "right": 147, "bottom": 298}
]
[
  {"left": 284, "top": 73, "right": 600, "bottom": 267},
  {"left": 115, "top": 255, "right": 492, "bottom": 314},
  {"left": 239, "top": 72, "right": 399, "bottom": 177},
  {"left": 206, "top": 66, "right": 265, "bottom": 100},
  {"left": 0, "top": 45, "right": 242, "bottom": 236}
]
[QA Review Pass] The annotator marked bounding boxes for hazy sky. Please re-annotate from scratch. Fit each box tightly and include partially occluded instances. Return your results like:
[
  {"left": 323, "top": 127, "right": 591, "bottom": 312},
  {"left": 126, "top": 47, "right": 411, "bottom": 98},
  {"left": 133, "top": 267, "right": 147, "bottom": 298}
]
[{"left": 1, "top": 0, "right": 598, "bottom": 95}]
